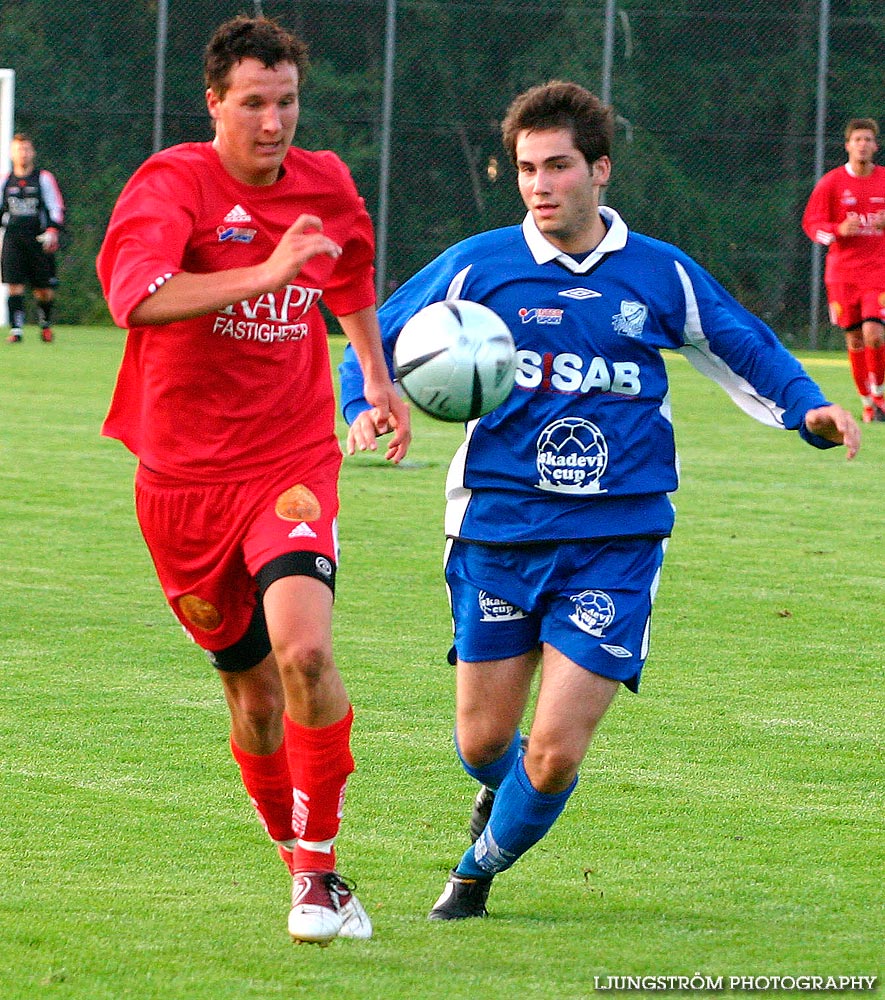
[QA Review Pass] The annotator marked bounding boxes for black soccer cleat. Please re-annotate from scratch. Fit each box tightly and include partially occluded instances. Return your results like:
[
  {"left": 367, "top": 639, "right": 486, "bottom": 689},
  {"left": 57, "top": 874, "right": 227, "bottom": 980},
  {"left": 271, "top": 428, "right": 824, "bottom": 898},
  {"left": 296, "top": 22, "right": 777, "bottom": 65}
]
[
  {"left": 468, "top": 734, "right": 529, "bottom": 843},
  {"left": 428, "top": 869, "right": 493, "bottom": 921},
  {"left": 469, "top": 785, "right": 496, "bottom": 844}
]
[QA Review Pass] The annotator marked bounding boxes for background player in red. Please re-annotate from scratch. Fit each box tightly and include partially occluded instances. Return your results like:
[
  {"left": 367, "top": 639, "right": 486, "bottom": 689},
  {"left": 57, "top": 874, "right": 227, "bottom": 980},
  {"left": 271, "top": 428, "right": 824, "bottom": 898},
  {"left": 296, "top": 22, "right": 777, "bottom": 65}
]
[
  {"left": 803, "top": 118, "right": 885, "bottom": 423},
  {"left": 97, "top": 15, "right": 410, "bottom": 946},
  {"left": 1, "top": 133, "right": 65, "bottom": 343}
]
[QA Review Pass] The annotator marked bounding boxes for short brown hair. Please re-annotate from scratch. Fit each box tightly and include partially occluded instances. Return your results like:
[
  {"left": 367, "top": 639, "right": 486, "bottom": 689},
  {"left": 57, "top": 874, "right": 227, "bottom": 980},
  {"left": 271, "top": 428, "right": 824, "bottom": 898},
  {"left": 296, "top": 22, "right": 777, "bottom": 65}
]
[
  {"left": 203, "top": 16, "right": 309, "bottom": 99},
  {"left": 844, "top": 117, "right": 879, "bottom": 141},
  {"left": 501, "top": 81, "right": 614, "bottom": 167}
]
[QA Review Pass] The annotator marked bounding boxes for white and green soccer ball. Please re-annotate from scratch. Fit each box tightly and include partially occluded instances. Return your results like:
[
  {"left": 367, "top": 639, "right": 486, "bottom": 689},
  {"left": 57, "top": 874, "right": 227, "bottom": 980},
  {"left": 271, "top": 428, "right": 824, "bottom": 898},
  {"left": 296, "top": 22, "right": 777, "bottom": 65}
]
[{"left": 393, "top": 300, "right": 517, "bottom": 422}]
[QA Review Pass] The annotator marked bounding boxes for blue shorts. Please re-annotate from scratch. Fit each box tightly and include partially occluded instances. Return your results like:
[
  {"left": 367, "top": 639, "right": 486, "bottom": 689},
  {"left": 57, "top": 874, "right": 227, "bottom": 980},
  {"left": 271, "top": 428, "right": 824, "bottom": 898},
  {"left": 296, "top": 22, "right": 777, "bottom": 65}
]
[{"left": 445, "top": 536, "right": 668, "bottom": 692}]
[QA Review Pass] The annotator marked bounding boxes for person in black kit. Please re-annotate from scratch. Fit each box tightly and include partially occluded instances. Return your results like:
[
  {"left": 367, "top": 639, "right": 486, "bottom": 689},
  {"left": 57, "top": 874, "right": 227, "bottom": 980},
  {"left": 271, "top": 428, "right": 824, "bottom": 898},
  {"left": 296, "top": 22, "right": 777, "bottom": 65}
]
[{"left": 1, "top": 133, "right": 65, "bottom": 343}]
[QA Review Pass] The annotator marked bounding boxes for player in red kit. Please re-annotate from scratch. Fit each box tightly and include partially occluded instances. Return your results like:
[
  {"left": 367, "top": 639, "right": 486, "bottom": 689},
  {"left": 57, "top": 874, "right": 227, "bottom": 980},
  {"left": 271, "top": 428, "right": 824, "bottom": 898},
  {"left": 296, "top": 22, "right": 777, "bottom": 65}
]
[
  {"left": 97, "top": 15, "right": 410, "bottom": 946},
  {"left": 803, "top": 118, "right": 885, "bottom": 423}
]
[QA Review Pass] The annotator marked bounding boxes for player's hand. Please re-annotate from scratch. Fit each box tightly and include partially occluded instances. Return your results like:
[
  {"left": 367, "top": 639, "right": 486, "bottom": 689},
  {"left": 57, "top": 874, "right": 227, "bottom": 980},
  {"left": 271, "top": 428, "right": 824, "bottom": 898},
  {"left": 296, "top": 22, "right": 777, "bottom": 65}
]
[
  {"left": 346, "top": 385, "right": 411, "bottom": 464},
  {"left": 38, "top": 228, "right": 59, "bottom": 253},
  {"left": 262, "top": 214, "right": 342, "bottom": 288},
  {"left": 804, "top": 404, "right": 860, "bottom": 459},
  {"left": 838, "top": 213, "right": 861, "bottom": 237}
]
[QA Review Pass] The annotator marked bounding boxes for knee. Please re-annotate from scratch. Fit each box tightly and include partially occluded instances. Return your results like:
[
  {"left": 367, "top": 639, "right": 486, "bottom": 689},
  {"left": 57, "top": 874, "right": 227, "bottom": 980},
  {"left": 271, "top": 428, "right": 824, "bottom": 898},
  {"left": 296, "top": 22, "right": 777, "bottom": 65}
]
[
  {"left": 225, "top": 685, "right": 284, "bottom": 751},
  {"left": 524, "top": 742, "right": 582, "bottom": 793},
  {"left": 227, "top": 682, "right": 282, "bottom": 727},
  {"left": 863, "top": 325, "right": 885, "bottom": 349},
  {"left": 456, "top": 729, "right": 515, "bottom": 770},
  {"left": 275, "top": 637, "right": 334, "bottom": 689}
]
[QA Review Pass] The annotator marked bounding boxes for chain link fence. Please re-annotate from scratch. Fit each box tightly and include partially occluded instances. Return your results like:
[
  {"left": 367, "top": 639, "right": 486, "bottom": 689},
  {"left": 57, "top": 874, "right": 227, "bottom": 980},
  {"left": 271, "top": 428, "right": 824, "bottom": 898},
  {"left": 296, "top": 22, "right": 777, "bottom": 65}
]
[{"left": 2, "top": 0, "right": 882, "bottom": 346}]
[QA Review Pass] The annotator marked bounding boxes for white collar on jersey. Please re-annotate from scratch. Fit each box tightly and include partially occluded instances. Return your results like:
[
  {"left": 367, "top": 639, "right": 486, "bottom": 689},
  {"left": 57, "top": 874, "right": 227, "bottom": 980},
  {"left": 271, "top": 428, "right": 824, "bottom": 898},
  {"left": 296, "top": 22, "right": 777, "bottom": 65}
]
[
  {"left": 844, "top": 163, "right": 877, "bottom": 179},
  {"left": 522, "top": 205, "right": 629, "bottom": 274}
]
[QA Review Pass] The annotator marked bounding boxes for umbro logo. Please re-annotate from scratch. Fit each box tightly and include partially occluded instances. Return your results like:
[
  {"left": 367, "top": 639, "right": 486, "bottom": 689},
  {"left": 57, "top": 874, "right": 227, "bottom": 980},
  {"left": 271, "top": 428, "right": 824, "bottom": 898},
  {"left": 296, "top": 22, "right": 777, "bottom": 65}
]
[
  {"left": 559, "top": 288, "right": 602, "bottom": 300},
  {"left": 288, "top": 522, "right": 317, "bottom": 539},
  {"left": 601, "top": 643, "right": 632, "bottom": 658},
  {"left": 223, "top": 204, "right": 252, "bottom": 223}
]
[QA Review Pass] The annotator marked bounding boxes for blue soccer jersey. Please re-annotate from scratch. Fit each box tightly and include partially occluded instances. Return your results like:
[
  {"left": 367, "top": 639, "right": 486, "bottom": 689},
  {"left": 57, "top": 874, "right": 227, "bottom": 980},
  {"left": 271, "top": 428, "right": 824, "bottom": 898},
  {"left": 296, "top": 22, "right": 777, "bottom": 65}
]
[{"left": 339, "top": 208, "right": 834, "bottom": 545}]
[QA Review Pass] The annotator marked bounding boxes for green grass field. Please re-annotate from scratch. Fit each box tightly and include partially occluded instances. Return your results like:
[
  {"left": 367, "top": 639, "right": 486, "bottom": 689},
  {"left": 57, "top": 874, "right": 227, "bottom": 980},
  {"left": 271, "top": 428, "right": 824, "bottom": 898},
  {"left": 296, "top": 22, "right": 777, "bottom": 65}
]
[{"left": 0, "top": 328, "right": 882, "bottom": 999}]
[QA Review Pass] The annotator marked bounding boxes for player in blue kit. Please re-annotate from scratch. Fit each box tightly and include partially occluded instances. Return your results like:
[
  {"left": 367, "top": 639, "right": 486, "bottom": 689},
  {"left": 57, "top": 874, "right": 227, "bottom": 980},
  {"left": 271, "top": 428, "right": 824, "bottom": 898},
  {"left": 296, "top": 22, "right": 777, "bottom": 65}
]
[{"left": 339, "top": 81, "right": 860, "bottom": 920}]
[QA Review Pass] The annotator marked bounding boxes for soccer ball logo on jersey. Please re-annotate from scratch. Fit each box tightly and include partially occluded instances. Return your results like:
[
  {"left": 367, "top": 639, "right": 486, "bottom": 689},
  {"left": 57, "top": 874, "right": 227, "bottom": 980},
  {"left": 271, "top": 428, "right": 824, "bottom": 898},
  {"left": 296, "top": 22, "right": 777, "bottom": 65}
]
[
  {"left": 535, "top": 417, "right": 608, "bottom": 494},
  {"left": 612, "top": 300, "right": 648, "bottom": 339},
  {"left": 568, "top": 590, "right": 616, "bottom": 637},
  {"left": 478, "top": 590, "right": 526, "bottom": 622}
]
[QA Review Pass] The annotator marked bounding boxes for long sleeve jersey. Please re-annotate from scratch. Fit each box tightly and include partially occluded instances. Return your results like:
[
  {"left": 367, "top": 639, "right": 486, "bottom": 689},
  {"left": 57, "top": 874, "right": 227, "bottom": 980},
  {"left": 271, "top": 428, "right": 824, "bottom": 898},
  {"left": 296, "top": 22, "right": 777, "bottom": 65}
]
[
  {"left": 0, "top": 167, "right": 65, "bottom": 235},
  {"left": 340, "top": 209, "right": 834, "bottom": 546},
  {"left": 801, "top": 163, "right": 885, "bottom": 286},
  {"left": 97, "top": 141, "right": 376, "bottom": 482}
]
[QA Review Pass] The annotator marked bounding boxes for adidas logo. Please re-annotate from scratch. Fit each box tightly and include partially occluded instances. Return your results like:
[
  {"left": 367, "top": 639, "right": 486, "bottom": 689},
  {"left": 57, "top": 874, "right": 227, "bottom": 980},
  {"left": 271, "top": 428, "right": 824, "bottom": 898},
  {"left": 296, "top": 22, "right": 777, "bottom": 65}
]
[
  {"left": 288, "top": 522, "right": 317, "bottom": 539},
  {"left": 223, "top": 204, "right": 252, "bottom": 223}
]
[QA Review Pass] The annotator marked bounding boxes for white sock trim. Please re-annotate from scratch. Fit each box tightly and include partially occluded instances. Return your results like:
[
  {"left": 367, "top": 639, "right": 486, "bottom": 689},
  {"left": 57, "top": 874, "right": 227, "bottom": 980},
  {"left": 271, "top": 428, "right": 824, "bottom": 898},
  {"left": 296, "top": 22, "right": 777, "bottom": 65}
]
[{"left": 297, "top": 838, "right": 335, "bottom": 854}]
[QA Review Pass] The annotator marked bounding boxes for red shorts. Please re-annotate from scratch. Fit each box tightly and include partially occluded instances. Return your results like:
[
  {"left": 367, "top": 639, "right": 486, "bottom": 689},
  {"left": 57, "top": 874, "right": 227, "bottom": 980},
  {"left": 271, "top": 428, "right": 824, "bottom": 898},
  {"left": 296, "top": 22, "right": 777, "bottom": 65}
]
[
  {"left": 826, "top": 283, "right": 885, "bottom": 329},
  {"left": 134, "top": 463, "right": 340, "bottom": 652}
]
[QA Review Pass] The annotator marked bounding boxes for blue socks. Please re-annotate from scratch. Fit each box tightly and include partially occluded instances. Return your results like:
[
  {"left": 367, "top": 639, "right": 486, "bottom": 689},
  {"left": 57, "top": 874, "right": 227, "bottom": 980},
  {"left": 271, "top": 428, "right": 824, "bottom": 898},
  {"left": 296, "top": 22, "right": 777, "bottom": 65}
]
[
  {"left": 455, "top": 756, "right": 578, "bottom": 878},
  {"left": 454, "top": 729, "right": 522, "bottom": 791}
]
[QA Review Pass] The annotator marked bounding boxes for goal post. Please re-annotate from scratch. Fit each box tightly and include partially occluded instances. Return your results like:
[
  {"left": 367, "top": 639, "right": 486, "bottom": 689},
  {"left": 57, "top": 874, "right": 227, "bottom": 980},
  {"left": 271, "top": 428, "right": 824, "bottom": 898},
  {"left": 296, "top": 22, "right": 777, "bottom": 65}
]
[{"left": 0, "top": 69, "right": 14, "bottom": 327}]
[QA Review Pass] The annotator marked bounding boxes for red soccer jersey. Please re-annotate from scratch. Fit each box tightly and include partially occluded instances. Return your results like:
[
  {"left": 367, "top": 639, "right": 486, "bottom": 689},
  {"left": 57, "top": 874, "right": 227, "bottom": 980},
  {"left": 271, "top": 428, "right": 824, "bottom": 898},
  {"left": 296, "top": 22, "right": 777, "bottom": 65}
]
[
  {"left": 802, "top": 163, "right": 885, "bottom": 286},
  {"left": 97, "top": 142, "right": 376, "bottom": 481}
]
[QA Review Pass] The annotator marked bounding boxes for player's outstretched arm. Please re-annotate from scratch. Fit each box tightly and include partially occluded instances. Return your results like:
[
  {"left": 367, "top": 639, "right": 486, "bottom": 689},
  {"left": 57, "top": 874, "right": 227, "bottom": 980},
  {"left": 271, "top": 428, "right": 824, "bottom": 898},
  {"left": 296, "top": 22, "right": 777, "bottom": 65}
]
[
  {"left": 804, "top": 404, "right": 861, "bottom": 459},
  {"left": 128, "top": 215, "right": 342, "bottom": 326}
]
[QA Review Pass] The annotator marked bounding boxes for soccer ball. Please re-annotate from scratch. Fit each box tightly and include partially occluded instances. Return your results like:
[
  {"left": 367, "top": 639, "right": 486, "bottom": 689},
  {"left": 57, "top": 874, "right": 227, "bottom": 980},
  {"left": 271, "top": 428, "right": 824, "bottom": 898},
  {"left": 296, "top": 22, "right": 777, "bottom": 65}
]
[{"left": 393, "top": 300, "right": 517, "bottom": 422}]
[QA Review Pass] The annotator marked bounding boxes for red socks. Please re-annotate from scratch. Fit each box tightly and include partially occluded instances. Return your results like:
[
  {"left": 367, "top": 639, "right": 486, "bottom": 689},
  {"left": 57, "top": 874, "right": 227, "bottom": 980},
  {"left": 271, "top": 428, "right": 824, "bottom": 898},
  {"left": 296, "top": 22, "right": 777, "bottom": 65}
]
[
  {"left": 848, "top": 347, "right": 871, "bottom": 399},
  {"left": 230, "top": 706, "right": 355, "bottom": 876},
  {"left": 230, "top": 736, "right": 296, "bottom": 843},
  {"left": 849, "top": 344, "right": 885, "bottom": 400},
  {"left": 284, "top": 706, "right": 355, "bottom": 873},
  {"left": 865, "top": 344, "right": 885, "bottom": 397}
]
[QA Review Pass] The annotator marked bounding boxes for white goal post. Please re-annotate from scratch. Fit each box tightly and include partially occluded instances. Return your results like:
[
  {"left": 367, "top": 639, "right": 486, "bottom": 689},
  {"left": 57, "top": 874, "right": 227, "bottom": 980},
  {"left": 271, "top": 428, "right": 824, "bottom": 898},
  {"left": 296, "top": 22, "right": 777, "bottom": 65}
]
[{"left": 0, "top": 69, "right": 14, "bottom": 327}]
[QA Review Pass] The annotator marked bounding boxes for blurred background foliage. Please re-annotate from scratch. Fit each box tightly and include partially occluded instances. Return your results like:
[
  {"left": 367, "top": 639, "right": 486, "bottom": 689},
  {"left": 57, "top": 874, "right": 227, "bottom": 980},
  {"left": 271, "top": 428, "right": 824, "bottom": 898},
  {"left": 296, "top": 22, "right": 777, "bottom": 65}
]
[{"left": 1, "top": 0, "right": 882, "bottom": 345}]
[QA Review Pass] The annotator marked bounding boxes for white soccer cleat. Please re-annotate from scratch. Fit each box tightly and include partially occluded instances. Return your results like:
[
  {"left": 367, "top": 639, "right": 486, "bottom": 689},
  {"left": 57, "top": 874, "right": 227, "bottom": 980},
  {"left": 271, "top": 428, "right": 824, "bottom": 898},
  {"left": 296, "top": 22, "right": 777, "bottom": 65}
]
[
  {"left": 336, "top": 884, "right": 373, "bottom": 940},
  {"left": 288, "top": 871, "right": 372, "bottom": 945},
  {"left": 288, "top": 872, "right": 343, "bottom": 945}
]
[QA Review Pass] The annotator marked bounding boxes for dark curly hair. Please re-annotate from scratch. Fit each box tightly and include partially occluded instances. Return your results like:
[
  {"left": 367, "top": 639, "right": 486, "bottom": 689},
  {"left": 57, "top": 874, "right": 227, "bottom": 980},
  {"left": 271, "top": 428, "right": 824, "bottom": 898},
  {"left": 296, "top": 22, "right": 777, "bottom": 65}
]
[
  {"left": 203, "top": 16, "right": 309, "bottom": 99},
  {"left": 501, "top": 81, "right": 613, "bottom": 167}
]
